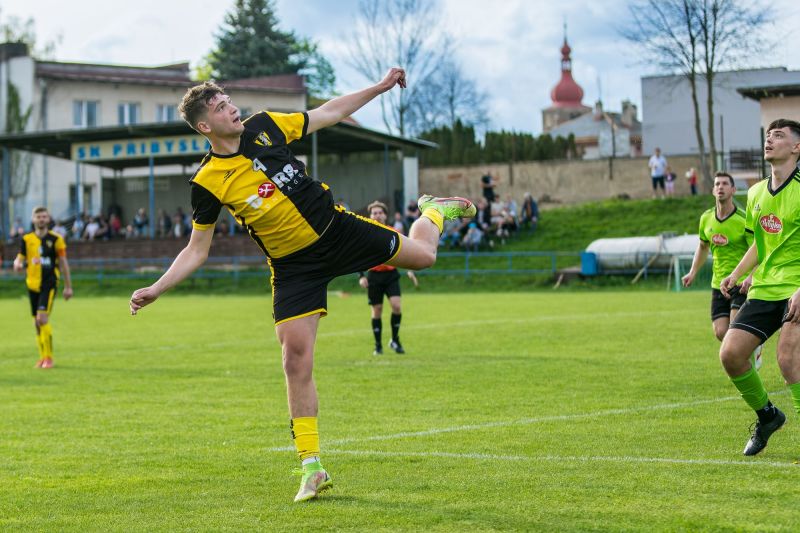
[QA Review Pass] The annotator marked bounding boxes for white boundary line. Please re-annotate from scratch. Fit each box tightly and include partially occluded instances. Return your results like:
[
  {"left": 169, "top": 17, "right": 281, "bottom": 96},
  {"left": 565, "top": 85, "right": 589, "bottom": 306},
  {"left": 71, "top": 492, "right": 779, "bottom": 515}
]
[
  {"left": 323, "top": 449, "right": 797, "bottom": 469},
  {"left": 266, "top": 390, "right": 788, "bottom": 452}
]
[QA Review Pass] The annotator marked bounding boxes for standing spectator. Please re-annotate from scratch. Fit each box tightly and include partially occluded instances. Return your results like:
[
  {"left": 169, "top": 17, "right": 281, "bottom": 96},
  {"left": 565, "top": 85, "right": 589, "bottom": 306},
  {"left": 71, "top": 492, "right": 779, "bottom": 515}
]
[
  {"left": 481, "top": 171, "right": 496, "bottom": 203},
  {"left": 109, "top": 213, "right": 123, "bottom": 238},
  {"left": 520, "top": 192, "right": 539, "bottom": 233},
  {"left": 665, "top": 166, "right": 677, "bottom": 197},
  {"left": 175, "top": 207, "right": 191, "bottom": 234},
  {"left": 686, "top": 167, "right": 699, "bottom": 196},
  {"left": 156, "top": 209, "right": 172, "bottom": 237},
  {"left": 172, "top": 213, "right": 186, "bottom": 238},
  {"left": 133, "top": 208, "right": 149, "bottom": 237},
  {"left": 84, "top": 216, "right": 101, "bottom": 240},
  {"left": 52, "top": 220, "right": 68, "bottom": 239},
  {"left": 392, "top": 212, "right": 406, "bottom": 234},
  {"left": 71, "top": 214, "right": 85, "bottom": 241},
  {"left": 648, "top": 147, "right": 668, "bottom": 199},
  {"left": 405, "top": 199, "right": 420, "bottom": 228},
  {"left": 11, "top": 216, "right": 27, "bottom": 241}
]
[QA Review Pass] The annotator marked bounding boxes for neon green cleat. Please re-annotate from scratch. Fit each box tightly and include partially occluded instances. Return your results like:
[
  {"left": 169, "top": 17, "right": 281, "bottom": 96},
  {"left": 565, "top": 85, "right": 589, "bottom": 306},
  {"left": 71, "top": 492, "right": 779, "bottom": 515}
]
[
  {"left": 293, "top": 463, "right": 333, "bottom": 503},
  {"left": 418, "top": 194, "right": 477, "bottom": 220}
]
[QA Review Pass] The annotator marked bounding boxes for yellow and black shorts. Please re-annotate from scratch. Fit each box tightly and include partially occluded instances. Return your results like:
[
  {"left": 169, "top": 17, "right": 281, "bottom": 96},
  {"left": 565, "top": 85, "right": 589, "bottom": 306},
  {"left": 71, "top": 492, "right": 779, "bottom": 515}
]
[
  {"left": 269, "top": 209, "right": 401, "bottom": 325},
  {"left": 28, "top": 284, "right": 56, "bottom": 316}
]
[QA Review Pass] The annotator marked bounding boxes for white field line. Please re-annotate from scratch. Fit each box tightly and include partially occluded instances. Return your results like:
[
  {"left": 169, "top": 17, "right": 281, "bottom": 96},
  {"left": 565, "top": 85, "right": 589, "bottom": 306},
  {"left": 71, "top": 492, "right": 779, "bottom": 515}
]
[
  {"left": 323, "top": 449, "right": 797, "bottom": 469},
  {"left": 265, "top": 390, "right": 788, "bottom": 452},
  {"left": 49, "top": 309, "right": 687, "bottom": 358}
]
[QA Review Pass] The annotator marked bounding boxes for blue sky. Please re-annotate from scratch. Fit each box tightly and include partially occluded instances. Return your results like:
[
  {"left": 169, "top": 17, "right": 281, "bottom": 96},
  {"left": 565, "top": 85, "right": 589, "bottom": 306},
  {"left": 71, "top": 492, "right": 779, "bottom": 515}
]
[{"left": 2, "top": 0, "right": 798, "bottom": 135}]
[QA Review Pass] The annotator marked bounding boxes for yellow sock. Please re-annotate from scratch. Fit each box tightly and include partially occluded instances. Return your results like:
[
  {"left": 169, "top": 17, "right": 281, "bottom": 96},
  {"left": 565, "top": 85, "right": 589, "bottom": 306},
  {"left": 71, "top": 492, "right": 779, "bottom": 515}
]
[
  {"left": 421, "top": 207, "right": 444, "bottom": 233},
  {"left": 40, "top": 323, "right": 53, "bottom": 358},
  {"left": 35, "top": 326, "right": 45, "bottom": 359},
  {"left": 291, "top": 417, "right": 320, "bottom": 461}
]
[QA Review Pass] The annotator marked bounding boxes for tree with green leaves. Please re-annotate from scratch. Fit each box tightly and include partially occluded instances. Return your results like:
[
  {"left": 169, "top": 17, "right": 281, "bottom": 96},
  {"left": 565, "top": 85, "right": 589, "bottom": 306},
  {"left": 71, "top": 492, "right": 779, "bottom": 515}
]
[{"left": 198, "top": 0, "right": 336, "bottom": 98}]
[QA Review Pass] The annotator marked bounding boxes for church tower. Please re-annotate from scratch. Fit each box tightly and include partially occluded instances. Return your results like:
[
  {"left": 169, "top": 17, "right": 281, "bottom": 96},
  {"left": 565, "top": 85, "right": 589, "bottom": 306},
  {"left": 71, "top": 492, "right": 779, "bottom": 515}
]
[{"left": 542, "top": 26, "right": 591, "bottom": 133}]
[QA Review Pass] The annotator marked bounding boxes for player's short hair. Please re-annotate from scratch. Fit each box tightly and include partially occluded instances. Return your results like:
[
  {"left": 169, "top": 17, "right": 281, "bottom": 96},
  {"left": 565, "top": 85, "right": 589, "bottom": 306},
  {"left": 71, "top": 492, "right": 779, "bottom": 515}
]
[
  {"left": 714, "top": 172, "right": 735, "bottom": 186},
  {"left": 31, "top": 206, "right": 49, "bottom": 217},
  {"left": 179, "top": 81, "right": 225, "bottom": 132},
  {"left": 367, "top": 201, "right": 389, "bottom": 215}
]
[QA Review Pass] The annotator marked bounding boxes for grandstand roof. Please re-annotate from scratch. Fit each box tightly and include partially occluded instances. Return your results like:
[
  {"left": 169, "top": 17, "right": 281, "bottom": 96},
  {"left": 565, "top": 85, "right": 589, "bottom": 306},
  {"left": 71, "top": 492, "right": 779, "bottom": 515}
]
[{"left": 0, "top": 121, "right": 437, "bottom": 171}]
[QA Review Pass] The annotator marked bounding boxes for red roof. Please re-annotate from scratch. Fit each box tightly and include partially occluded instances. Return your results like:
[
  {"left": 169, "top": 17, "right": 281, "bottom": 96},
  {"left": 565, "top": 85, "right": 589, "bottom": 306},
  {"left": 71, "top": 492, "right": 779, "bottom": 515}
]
[
  {"left": 36, "top": 61, "right": 192, "bottom": 87},
  {"left": 220, "top": 74, "right": 306, "bottom": 93}
]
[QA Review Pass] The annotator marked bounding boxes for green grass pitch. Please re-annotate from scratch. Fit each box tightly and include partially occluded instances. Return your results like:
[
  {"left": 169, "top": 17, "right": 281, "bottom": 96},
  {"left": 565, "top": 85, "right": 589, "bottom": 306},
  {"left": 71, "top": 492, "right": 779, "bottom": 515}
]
[{"left": 1, "top": 290, "right": 798, "bottom": 531}]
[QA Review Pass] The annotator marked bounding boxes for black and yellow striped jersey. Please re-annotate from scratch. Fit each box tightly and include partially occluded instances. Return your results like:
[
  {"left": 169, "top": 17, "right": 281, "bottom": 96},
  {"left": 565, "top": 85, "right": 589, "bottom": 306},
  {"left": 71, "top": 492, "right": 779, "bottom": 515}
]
[
  {"left": 190, "top": 110, "right": 335, "bottom": 259},
  {"left": 17, "top": 231, "right": 66, "bottom": 291}
]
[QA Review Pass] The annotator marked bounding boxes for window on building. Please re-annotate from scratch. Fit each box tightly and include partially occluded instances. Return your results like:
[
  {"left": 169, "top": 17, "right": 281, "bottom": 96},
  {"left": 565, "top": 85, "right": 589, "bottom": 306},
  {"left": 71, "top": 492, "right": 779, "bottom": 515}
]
[
  {"left": 156, "top": 104, "right": 178, "bottom": 122},
  {"left": 118, "top": 102, "right": 141, "bottom": 125},
  {"left": 73, "top": 100, "right": 100, "bottom": 128}
]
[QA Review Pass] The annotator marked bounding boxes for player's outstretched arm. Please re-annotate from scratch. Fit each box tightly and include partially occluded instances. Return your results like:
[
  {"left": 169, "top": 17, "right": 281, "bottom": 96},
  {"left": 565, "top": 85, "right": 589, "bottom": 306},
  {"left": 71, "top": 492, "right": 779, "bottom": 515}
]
[
  {"left": 720, "top": 243, "right": 758, "bottom": 298},
  {"left": 306, "top": 67, "right": 406, "bottom": 134},
  {"left": 129, "top": 228, "right": 213, "bottom": 315},
  {"left": 682, "top": 241, "right": 709, "bottom": 287}
]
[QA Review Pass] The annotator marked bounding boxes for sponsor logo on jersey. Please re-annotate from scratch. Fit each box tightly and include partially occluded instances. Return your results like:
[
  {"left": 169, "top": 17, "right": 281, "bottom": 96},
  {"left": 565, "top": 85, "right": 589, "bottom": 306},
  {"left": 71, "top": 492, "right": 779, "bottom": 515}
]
[
  {"left": 760, "top": 213, "right": 783, "bottom": 234},
  {"left": 222, "top": 169, "right": 235, "bottom": 183},
  {"left": 257, "top": 182, "right": 275, "bottom": 199},
  {"left": 254, "top": 131, "right": 272, "bottom": 146},
  {"left": 711, "top": 233, "right": 728, "bottom": 245}
]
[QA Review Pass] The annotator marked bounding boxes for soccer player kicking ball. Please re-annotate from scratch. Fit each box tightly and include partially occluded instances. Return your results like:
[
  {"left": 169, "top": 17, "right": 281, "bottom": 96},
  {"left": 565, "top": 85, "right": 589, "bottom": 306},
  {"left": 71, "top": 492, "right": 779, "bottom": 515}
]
[
  {"left": 682, "top": 172, "right": 761, "bottom": 369},
  {"left": 13, "top": 207, "right": 73, "bottom": 369},
  {"left": 719, "top": 119, "right": 800, "bottom": 456},
  {"left": 358, "top": 201, "right": 418, "bottom": 355},
  {"left": 128, "top": 68, "right": 475, "bottom": 502}
]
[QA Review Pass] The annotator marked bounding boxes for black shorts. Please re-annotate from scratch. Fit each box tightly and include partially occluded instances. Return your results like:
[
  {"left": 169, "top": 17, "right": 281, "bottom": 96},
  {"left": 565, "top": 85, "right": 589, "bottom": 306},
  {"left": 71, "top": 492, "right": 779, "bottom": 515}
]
[
  {"left": 651, "top": 176, "right": 665, "bottom": 190},
  {"left": 711, "top": 287, "right": 746, "bottom": 321},
  {"left": 729, "top": 298, "right": 790, "bottom": 343},
  {"left": 367, "top": 269, "right": 401, "bottom": 305},
  {"left": 28, "top": 285, "right": 56, "bottom": 316},
  {"left": 268, "top": 209, "right": 400, "bottom": 325}
]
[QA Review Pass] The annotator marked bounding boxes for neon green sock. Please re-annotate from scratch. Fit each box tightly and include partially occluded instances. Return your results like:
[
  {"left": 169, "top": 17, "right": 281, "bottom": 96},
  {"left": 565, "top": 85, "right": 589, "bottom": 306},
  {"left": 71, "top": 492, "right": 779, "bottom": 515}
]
[
  {"left": 730, "top": 367, "right": 769, "bottom": 411},
  {"left": 788, "top": 382, "right": 800, "bottom": 417}
]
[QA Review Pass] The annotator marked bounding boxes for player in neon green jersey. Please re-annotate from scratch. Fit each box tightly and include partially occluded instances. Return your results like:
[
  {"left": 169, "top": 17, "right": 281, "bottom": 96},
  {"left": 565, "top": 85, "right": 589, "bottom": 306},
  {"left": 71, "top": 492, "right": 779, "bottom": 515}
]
[
  {"left": 682, "top": 172, "right": 761, "bottom": 368},
  {"left": 719, "top": 118, "right": 800, "bottom": 456}
]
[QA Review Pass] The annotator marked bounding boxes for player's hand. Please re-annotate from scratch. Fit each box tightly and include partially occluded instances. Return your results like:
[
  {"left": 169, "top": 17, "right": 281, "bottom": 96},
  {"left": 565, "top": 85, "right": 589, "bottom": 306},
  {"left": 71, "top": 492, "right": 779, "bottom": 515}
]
[
  {"left": 358, "top": 276, "right": 369, "bottom": 289},
  {"left": 378, "top": 67, "right": 406, "bottom": 92},
  {"left": 12, "top": 258, "right": 24, "bottom": 272},
  {"left": 681, "top": 271, "right": 695, "bottom": 288},
  {"left": 63, "top": 287, "right": 73, "bottom": 301},
  {"left": 408, "top": 271, "right": 419, "bottom": 288},
  {"left": 786, "top": 288, "right": 800, "bottom": 323},
  {"left": 719, "top": 275, "right": 736, "bottom": 298},
  {"left": 130, "top": 286, "right": 160, "bottom": 315},
  {"left": 740, "top": 274, "right": 754, "bottom": 294}
]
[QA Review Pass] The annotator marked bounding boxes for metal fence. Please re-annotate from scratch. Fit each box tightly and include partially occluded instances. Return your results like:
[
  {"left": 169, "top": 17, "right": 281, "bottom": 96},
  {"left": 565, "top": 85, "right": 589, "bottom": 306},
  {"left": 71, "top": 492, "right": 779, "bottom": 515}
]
[{"left": 0, "top": 251, "right": 585, "bottom": 284}]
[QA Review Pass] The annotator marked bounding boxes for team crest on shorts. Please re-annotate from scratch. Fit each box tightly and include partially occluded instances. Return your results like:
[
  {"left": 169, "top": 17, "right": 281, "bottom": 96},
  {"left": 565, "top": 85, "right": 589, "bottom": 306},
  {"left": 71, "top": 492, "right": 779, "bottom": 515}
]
[
  {"left": 258, "top": 182, "right": 275, "bottom": 198},
  {"left": 711, "top": 233, "right": 728, "bottom": 245},
  {"left": 759, "top": 213, "right": 782, "bottom": 234}
]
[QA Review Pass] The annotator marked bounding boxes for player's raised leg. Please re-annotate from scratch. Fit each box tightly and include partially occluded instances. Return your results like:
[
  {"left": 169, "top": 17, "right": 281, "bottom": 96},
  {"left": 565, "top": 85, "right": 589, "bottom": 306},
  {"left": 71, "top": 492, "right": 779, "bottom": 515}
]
[
  {"left": 387, "top": 195, "right": 476, "bottom": 270},
  {"left": 720, "top": 328, "right": 785, "bottom": 455},
  {"left": 276, "top": 314, "right": 333, "bottom": 502}
]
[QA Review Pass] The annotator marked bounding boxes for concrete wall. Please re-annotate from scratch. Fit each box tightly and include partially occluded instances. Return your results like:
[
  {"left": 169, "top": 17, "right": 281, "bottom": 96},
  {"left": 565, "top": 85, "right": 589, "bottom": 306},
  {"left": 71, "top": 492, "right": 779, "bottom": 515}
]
[
  {"left": 420, "top": 154, "right": 703, "bottom": 206},
  {"left": 758, "top": 97, "right": 800, "bottom": 130}
]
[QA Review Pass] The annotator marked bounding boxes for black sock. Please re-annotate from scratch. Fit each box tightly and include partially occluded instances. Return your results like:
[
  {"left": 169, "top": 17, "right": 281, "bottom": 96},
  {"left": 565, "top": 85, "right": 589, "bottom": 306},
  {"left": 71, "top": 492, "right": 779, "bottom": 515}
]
[
  {"left": 391, "top": 313, "right": 401, "bottom": 343},
  {"left": 756, "top": 401, "right": 777, "bottom": 424},
  {"left": 372, "top": 318, "right": 382, "bottom": 346}
]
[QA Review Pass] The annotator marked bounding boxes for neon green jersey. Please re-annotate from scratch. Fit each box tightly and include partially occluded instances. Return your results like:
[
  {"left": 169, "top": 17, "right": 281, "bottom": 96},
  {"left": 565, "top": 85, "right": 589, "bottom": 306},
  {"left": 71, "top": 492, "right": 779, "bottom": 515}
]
[
  {"left": 746, "top": 168, "right": 800, "bottom": 301},
  {"left": 698, "top": 205, "right": 751, "bottom": 289}
]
